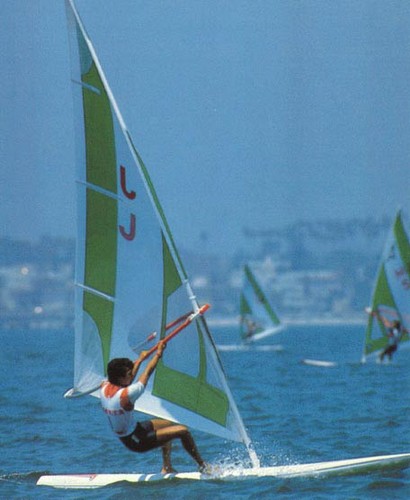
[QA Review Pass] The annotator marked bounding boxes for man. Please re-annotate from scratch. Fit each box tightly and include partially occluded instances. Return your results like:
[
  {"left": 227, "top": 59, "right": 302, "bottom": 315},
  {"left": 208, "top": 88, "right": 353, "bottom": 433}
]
[
  {"left": 366, "top": 308, "right": 407, "bottom": 362},
  {"left": 100, "top": 341, "right": 207, "bottom": 473}
]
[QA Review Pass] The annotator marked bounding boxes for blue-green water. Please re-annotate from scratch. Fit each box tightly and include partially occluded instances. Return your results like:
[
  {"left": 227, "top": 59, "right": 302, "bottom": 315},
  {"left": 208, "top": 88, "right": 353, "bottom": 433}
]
[{"left": 1, "top": 324, "right": 410, "bottom": 499}]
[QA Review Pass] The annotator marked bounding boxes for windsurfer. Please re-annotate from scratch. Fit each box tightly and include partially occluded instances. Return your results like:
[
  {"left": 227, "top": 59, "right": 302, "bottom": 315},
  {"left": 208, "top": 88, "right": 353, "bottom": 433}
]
[
  {"left": 243, "top": 318, "right": 258, "bottom": 339},
  {"left": 100, "top": 341, "right": 208, "bottom": 474},
  {"left": 365, "top": 308, "right": 407, "bottom": 361},
  {"left": 246, "top": 319, "right": 255, "bottom": 337}
]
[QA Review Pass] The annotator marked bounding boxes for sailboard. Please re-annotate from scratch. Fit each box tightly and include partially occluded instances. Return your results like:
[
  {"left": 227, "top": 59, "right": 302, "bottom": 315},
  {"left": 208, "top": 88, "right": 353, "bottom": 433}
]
[
  {"left": 239, "top": 264, "right": 283, "bottom": 342},
  {"left": 301, "top": 359, "right": 337, "bottom": 368},
  {"left": 362, "top": 210, "right": 410, "bottom": 362},
  {"left": 37, "top": 452, "right": 410, "bottom": 488},
  {"left": 60, "top": 0, "right": 258, "bottom": 468}
]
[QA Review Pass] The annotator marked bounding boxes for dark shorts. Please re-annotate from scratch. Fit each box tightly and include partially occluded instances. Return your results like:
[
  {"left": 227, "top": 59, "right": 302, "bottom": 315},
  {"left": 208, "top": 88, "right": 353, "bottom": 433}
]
[
  {"left": 384, "top": 344, "right": 398, "bottom": 355},
  {"left": 120, "top": 420, "right": 160, "bottom": 453}
]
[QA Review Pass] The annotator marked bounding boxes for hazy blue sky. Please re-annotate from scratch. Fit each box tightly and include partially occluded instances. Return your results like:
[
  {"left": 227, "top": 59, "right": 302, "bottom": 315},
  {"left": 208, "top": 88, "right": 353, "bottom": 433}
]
[{"left": 2, "top": 1, "right": 410, "bottom": 254}]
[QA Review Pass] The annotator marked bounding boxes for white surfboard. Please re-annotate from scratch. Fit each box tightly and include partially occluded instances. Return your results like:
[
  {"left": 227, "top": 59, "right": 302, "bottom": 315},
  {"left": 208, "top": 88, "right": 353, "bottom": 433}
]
[
  {"left": 37, "top": 452, "right": 410, "bottom": 489},
  {"left": 302, "top": 359, "right": 338, "bottom": 367}
]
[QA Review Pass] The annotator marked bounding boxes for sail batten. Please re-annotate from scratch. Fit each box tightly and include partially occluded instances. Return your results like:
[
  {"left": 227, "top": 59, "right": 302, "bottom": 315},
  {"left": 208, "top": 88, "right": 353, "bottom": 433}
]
[
  {"left": 65, "top": 0, "right": 256, "bottom": 463},
  {"left": 72, "top": 79, "right": 101, "bottom": 94},
  {"left": 75, "top": 283, "right": 115, "bottom": 302},
  {"left": 76, "top": 179, "right": 137, "bottom": 206}
]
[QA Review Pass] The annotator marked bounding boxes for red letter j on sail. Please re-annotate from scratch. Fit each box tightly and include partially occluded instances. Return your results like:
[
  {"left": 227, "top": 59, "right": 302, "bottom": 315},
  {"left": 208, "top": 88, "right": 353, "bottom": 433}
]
[
  {"left": 120, "top": 165, "right": 136, "bottom": 200},
  {"left": 120, "top": 213, "right": 136, "bottom": 240}
]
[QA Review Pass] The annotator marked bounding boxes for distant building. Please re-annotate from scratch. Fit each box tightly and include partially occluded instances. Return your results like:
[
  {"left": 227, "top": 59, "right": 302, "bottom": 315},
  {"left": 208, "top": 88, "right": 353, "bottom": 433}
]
[{"left": 0, "top": 217, "right": 388, "bottom": 329}]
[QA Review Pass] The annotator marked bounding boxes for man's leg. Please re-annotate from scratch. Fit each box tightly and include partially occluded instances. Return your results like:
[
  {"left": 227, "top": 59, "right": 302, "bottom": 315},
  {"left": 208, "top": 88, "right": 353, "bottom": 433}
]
[
  {"left": 160, "top": 441, "right": 176, "bottom": 473},
  {"left": 152, "top": 420, "right": 205, "bottom": 469}
]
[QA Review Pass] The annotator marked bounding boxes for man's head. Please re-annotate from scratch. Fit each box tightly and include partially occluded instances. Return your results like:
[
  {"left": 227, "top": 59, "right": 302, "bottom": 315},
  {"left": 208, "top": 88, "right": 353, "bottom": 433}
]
[
  {"left": 393, "top": 320, "right": 401, "bottom": 329},
  {"left": 107, "top": 358, "right": 133, "bottom": 385}
]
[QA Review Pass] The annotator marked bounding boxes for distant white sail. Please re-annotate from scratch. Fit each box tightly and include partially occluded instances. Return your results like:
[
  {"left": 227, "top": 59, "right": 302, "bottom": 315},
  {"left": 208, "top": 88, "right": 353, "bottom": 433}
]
[
  {"left": 65, "top": 0, "right": 258, "bottom": 465},
  {"left": 239, "top": 265, "right": 282, "bottom": 342},
  {"left": 362, "top": 210, "right": 410, "bottom": 361}
]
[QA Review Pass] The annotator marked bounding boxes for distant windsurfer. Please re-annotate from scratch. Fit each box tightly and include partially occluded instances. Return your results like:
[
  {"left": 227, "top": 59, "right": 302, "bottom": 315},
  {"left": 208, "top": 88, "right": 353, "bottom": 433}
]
[
  {"left": 100, "top": 341, "right": 208, "bottom": 474},
  {"left": 243, "top": 318, "right": 258, "bottom": 340},
  {"left": 365, "top": 308, "right": 407, "bottom": 362}
]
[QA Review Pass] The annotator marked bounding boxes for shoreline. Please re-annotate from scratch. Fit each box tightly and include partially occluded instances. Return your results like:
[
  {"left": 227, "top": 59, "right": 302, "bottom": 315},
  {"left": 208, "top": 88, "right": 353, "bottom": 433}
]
[{"left": 207, "top": 316, "right": 366, "bottom": 327}]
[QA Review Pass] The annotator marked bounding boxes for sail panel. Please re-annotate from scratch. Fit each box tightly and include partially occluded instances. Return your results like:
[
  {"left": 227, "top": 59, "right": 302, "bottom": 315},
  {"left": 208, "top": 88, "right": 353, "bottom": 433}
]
[
  {"left": 84, "top": 189, "right": 117, "bottom": 296},
  {"left": 66, "top": 0, "right": 249, "bottom": 446},
  {"left": 364, "top": 267, "right": 396, "bottom": 356},
  {"left": 83, "top": 66, "right": 117, "bottom": 192}
]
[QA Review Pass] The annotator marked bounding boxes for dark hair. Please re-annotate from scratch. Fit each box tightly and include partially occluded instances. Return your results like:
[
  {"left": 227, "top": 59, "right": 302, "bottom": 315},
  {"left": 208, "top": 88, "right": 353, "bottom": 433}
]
[
  {"left": 393, "top": 320, "right": 401, "bottom": 329},
  {"left": 107, "top": 358, "right": 133, "bottom": 385}
]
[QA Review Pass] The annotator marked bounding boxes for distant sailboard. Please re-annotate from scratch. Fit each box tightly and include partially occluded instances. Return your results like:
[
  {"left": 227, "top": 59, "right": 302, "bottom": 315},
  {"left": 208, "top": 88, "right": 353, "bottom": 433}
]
[
  {"left": 301, "top": 359, "right": 338, "bottom": 368},
  {"left": 362, "top": 210, "right": 410, "bottom": 362},
  {"left": 37, "top": 452, "right": 410, "bottom": 488},
  {"left": 239, "top": 265, "right": 283, "bottom": 342}
]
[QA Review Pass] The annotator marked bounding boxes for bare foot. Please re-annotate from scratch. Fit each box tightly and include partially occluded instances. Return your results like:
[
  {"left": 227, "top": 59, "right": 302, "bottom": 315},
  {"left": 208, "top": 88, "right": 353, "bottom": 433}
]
[{"left": 161, "top": 466, "right": 177, "bottom": 474}]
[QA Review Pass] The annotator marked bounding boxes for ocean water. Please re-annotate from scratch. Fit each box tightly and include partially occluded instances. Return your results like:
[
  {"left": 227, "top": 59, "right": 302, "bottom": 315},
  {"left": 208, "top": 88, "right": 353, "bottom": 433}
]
[{"left": 1, "top": 324, "right": 410, "bottom": 499}]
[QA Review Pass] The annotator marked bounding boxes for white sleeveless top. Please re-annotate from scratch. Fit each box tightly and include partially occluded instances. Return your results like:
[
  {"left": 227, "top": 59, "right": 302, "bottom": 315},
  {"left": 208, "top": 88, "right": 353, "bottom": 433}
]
[
  {"left": 388, "top": 327, "right": 401, "bottom": 346},
  {"left": 100, "top": 381, "right": 145, "bottom": 437}
]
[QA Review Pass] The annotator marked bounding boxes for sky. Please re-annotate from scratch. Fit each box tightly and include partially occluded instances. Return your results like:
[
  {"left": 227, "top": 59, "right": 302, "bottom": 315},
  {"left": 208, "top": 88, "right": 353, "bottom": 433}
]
[{"left": 2, "top": 0, "right": 410, "bottom": 255}]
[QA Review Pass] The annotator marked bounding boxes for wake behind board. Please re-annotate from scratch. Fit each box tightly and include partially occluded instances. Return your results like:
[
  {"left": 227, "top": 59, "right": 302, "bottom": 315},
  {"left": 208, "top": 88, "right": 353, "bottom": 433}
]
[
  {"left": 217, "top": 344, "right": 283, "bottom": 352},
  {"left": 37, "top": 452, "right": 410, "bottom": 489}
]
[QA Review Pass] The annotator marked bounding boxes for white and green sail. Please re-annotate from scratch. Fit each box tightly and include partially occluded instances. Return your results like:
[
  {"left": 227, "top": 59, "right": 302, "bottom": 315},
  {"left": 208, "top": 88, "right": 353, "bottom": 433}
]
[
  {"left": 362, "top": 210, "right": 410, "bottom": 361},
  {"left": 65, "top": 0, "right": 258, "bottom": 464},
  {"left": 239, "top": 264, "right": 282, "bottom": 342}
]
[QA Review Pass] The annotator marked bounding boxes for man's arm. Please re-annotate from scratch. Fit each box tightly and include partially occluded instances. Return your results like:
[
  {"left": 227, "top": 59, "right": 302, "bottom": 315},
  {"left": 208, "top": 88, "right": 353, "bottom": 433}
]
[
  {"left": 131, "top": 352, "right": 147, "bottom": 381},
  {"left": 137, "top": 341, "right": 166, "bottom": 386},
  {"left": 366, "top": 308, "right": 392, "bottom": 328}
]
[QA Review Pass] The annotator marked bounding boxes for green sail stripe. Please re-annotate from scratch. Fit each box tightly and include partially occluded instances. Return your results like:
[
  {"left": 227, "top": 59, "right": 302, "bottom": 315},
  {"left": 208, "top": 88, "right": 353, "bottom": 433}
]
[
  {"left": 153, "top": 322, "right": 229, "bottom": 425},
  {"left": 82, "top": 62, "right": 117, "bottom": 194},
  {"left": 80, "top": 41, "right": 117, "bottom": 378},
  {"left": 244, "top": 265, "right": 280, "bottom": 325},
  {"left": 394, "top": 213, "right": 410, "bottom": 276},
  {"left": 373, "top": 266, "right": 397, "bottom": 310},
  {"left": 240, "top": 293, "right": 251, "bottom": 316},
  {"left": 83, "top": 189, "right": 116, "bottom": 367},
  {"left": 84, "top": 189, "right": 117, "bottom": 296},
  {"left": 161, "top": 232, "right": 182, "bottom": 298},
  {"left": 153, "top": 367, "right": 229, "bottom": 425},
  {"left": 152, "top": 236, "right": 229, "bottom": 426},
  {"left": 84, "top": 291, "right": 114, "bottom": 372}
]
